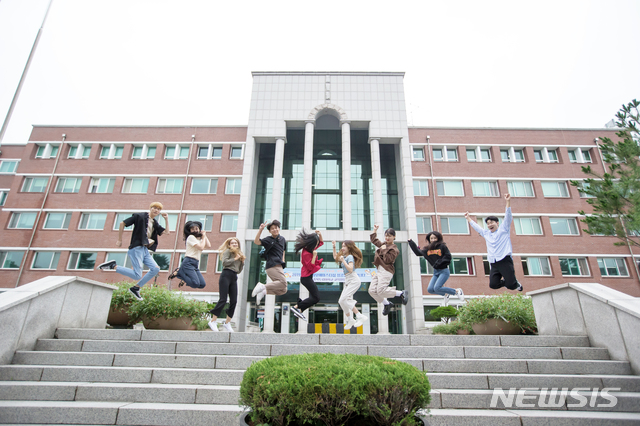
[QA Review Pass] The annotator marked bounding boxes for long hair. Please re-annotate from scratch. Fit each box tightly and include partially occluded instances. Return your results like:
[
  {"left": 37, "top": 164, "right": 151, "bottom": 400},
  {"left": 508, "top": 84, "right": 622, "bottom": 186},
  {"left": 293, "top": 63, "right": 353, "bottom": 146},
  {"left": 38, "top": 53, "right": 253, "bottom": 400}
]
[
  {"left": 218, "top": 237, "right": 246, "bottom": 262},
  {"left": 183, "top": 221, "right": 203, "bottom": 241},
  {"left": 424, "top": 231, "right": 446, "bottom": 252},
  {"left": 294, "top": 229, "right": 319, "bottom": 254},
  {"left": 340, "top": 240, "right": 363, "bottom": 269}
]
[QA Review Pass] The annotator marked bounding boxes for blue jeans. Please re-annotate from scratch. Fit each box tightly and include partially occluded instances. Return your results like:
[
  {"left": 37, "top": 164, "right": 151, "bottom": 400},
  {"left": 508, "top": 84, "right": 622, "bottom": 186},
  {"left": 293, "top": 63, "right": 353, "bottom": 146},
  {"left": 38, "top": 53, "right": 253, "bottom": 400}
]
[
  {"left": 177, "top": 256, "right": 206, "bottom": 289},
  {"left": 427, "top": 268, "right": 456, "bottom": 296},
  {"left": 115, "top": 246, "right": 160, "bottom": 287}
]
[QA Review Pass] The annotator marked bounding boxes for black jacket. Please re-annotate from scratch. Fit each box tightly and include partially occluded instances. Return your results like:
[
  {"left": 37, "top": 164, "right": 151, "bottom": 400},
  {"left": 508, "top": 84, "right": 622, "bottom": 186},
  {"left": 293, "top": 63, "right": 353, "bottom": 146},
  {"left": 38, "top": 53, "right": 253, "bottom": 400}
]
[
  {"left": 260, "top": 235, "right": 287, "bottom": 270},
  {"left": 408, "top": 240, "right": 452, "bottom": 269},
  {"left": 123, "top": 212, "right": 165, "bottom": 252}
]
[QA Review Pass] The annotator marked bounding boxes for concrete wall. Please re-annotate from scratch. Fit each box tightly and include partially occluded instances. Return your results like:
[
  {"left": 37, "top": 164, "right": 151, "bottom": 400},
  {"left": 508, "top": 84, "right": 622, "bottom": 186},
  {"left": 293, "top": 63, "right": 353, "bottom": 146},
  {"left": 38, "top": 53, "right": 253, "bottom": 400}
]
[
  {"left": 0, "top": 276, "right": 116, "bottom": 364},
  {"left": 529, "top": 282, "right": 640, "bottom": 374}
]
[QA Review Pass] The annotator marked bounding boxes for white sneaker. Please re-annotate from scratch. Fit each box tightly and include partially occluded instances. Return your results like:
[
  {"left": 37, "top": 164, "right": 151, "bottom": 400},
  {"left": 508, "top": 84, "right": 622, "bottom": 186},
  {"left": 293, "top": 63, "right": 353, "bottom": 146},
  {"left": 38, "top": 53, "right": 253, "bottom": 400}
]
[
  {"left": 208, "top": 321, "right": 218, "bottom": 332},
  {"left": 456, "top": 288, "right": 465, "bottom": 302},
  {"left": 354, "top": 314, "right": 368, "bottom": 328},
  {"left": 442, "top": 294, "right": 450, "bottom": 306},
  {"left": 344, "top": 316, "right": 357, "bottom": 330},
  {"left": 222, "top": 322, "right": 234, "bottom": 333},
  {"left": 256, "top": 289, "right": 267, "bottom": 306},
  {"left": 252, "top": 282, "right": 266, "bottom": 297}
]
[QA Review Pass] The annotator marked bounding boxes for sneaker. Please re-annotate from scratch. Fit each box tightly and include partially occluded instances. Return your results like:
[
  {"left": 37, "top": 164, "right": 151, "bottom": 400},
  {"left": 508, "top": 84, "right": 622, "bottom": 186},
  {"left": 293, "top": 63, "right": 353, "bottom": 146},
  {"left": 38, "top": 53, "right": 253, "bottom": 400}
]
[
  {"left": 290, "top": 306, "right": 307, "bottom": 321},
  {"left": 516, "top": 281, "right": 524, "bottom": 292},
  {"left": 208, "top": 321, "right": 218, "bottom": 332},
  {"left": 252, "top": 282, "right": 266, "bottom": 297},
  {"left": 344, "top": 316, "right": 357, "bottom": 330},
  {"left": 400, "top": 290, "right": 409, "bottom": 305},
  {"left": 168, "top": 267, "right": 180, "bottom": 280},
  {"left": 442, "top": 294, "right": 450, "bottom": 307},
  {"left": 129, "top": 286, "right": 143, "bottom": 301},
  {"left": 354, "top": 314, "right": 368, "bottom": 328},
  {"left": 382, "top": 303, "right": 392, "bottom": 316},
  {"left": 256, "top": 289, "right": 267, "bottom": 306},
  {"left": 222, "top": 322, "right": 234, "bottom": 333},
  {"left": 456, "top": 288, "right": 465, "bottom": 302},
  {"left": 97, "top": 260, "right": 117, "bottom": 271}
]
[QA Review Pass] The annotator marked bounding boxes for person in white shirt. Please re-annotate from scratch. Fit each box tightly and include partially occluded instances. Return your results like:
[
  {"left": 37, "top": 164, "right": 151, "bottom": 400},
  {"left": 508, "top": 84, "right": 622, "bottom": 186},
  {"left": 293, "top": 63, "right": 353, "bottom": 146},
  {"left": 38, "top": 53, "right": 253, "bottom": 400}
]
[
  {"left": 465, "top": 194, "right": 523, "bottom": 292},
  {"left": 172, "top": 221, "right": 211, "bottom": 289}
]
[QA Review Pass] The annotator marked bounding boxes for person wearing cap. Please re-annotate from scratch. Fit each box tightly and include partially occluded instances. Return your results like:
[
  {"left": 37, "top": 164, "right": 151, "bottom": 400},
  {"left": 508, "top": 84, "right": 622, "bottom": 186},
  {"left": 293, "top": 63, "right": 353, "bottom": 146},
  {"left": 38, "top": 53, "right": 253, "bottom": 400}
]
[
  {"left": 252, "top": 219, "right": 287, "bottom": 305},
  {"left": 170, "top": 220, "right": 211, "bottom": 289},
  {"left": 97, "top": 202, "right": 170, "bottom": 301}
]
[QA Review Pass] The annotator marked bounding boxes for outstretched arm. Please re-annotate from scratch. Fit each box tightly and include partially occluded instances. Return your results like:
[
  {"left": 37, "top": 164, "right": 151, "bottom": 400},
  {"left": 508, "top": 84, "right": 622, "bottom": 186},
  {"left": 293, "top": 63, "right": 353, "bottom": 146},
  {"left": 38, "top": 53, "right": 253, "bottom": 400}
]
[
  {"left": 254, "top": 222, "right": 267, "bottom": 245},
  {"left": 407, "top": 239, "right": 425, "bottom": 257}
]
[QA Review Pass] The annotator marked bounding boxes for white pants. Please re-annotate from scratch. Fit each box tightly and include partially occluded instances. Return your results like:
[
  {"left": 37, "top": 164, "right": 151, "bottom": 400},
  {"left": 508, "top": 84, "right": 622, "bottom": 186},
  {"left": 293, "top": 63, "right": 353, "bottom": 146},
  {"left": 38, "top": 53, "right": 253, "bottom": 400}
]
[
  {"left": 339, "top": 272, "right": 361, "bottom": 314},
  {"left": 368, "top": 266, "right": 396, "bottom": 303}
]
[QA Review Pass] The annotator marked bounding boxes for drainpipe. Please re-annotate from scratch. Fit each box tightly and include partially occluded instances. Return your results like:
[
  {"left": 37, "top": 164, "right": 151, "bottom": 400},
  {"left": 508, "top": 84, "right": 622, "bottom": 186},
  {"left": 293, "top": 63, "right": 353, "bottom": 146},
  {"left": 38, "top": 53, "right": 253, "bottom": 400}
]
[
  {"left": 15, "top": 133, "right": 65, "bottom": 287},
  {"left": 426, "top": 135, "right": 439, "bottom": 231}
]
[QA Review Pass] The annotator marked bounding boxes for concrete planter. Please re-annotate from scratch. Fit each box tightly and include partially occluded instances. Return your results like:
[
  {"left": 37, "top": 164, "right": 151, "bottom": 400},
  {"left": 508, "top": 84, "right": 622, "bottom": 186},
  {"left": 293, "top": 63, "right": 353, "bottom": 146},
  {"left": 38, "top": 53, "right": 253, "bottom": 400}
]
[
  {"left": 239, "top": 411, "right": 429, "bottom": 425},
  {"left": 456, "top": 329, "right": 471, "bottom": 335},
  {"left": 143, "top": 316, "right": 197, "bottom": 330},
  {"left": 472, "top": 318, "right": 521, "bottom": 335},
  {"left": 107, "top": 306, "right": 130, "bottom": 326}
]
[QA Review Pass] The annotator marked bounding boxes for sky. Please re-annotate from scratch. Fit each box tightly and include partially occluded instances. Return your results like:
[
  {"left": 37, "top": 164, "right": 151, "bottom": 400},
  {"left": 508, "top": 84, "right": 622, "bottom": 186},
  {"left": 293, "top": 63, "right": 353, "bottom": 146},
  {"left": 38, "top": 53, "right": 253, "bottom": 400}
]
[{"left": 1, "top": 0, "right": 639, "bottom": 144}]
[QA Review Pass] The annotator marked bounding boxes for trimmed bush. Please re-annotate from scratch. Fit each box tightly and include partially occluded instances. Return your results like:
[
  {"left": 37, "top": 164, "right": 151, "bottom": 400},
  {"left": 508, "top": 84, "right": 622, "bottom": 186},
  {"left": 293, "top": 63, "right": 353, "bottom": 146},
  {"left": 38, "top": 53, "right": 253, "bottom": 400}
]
[
  {"left": 429, "top": 306, "right": 458, "bottom": 324},
  {"left": 456, "top": 293, "right": 537, "bottom": 334},
  {"left": 431, "top": 320, "right": 473, "bottom": 335},
  {"left": 239, "top": 353, "right": 431, "bottom": 426}
]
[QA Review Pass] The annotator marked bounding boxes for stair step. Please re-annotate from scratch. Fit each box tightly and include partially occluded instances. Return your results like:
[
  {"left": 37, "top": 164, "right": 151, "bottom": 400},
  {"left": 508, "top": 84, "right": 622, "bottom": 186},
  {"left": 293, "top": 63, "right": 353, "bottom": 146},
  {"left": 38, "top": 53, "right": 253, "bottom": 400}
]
[{"left": 422, "top": 409, "right": 640, "bottom": 426}]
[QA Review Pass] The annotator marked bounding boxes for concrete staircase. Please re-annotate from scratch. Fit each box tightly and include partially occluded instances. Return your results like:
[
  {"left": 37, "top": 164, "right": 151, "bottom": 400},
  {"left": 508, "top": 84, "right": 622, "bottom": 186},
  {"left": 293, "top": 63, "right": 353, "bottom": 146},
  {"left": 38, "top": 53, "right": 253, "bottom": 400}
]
[{"left": 1, "top": 329, "right": 640, "bottom": 425}]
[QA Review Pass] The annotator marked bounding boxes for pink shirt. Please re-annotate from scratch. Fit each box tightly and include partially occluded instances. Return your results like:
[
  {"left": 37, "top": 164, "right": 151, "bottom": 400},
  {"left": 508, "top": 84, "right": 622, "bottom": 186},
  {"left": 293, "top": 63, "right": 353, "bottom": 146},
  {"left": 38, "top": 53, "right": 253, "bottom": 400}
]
[{"left": 300, "top": 241, "right": 323, "bottom": 277}]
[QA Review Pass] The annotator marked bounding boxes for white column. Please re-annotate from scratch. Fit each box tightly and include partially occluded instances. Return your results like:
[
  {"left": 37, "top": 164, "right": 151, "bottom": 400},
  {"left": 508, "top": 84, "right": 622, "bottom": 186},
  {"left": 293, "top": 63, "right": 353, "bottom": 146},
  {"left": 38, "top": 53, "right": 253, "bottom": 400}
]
[
  {"left": 271, "top": 138, "right": 286, "bottom": 220},
  {"left": 263, "top": 294, "right": 276, "bottom": 333},
  {"left": 302, "top": 121, "right": 314, "bottom": 229},
  {"left": 362, "top": 303, "right": 371, "bottom": 335},
  {"left": 370, "top": 139, "right": 384, "bottom": 226},
  {"left": 281, "top": 302, "right": 290, "bottom": 334},
  {"left": 341, "top": 121, "right": 352, "bottom": 238}
]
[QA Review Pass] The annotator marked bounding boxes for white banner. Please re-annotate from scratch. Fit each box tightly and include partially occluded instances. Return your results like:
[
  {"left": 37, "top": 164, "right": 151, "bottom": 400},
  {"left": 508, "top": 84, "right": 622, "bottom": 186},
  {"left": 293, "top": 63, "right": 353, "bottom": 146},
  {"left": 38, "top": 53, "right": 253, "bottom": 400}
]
[{"left": 283, "top": 268, "right": 377, "bottom": 283}]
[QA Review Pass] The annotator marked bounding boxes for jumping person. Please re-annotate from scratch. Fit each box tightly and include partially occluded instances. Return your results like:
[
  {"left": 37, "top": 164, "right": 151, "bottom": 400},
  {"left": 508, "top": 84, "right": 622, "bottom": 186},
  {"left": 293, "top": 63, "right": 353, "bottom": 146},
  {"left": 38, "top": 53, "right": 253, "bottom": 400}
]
[
  {"left": 98, "top": 202, "right": 170, "bottom": 301},
  {"left": 170, "top": 221, "right": 210, "bottom": 289},
  {"left": 333, "top": 240, "right": 368, "bottom": 330},
  {"left": 252, "top": 220, "right": 287, "bottom": 305},
  {"left": 465, "top": 193, "right": 523, "bottom": 291},
  {"left": 369, "top": 225, "right": 407, "bottom": 316},
  {"left": 408, "top": 231, "right": 464, "bottom": 306},
  {"left": 208, "top": 237, "right": 245, "bottom": 332},
  {"left": 290, "top": 229, "right": 324, "bottom": 321}
]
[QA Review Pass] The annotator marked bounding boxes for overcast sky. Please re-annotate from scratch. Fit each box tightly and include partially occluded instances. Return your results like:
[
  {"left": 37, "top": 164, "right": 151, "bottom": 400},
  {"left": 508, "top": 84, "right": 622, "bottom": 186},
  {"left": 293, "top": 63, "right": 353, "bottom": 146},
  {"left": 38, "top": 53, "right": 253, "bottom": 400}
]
[{"left": 1, "top": 0, "right": 639, "bottom": 144}]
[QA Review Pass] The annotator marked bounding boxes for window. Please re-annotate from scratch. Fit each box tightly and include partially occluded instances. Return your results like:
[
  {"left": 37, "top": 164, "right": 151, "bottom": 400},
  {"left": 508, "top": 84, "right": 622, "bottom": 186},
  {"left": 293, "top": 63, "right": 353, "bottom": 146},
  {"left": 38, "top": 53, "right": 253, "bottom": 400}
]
[
  {"left": 197, "top": 144, "right": 223, "bottom": 159},
  {"left": 466, "top": 147, "right": 491, "bottom": 162},
  {"left": 22, "top": 177, "right": 48, "bottom": 192},
  {"left": 483, "top": 256, "right": 490, "bottom": 276},
  {"left": 157, "top": 213, "right": 178, "bottom": 232},
  {"left": 436, "top": 180, "right": 464, "bottom": 196},
  {"left": 105, "top": 252, "right": 127, "bottom": 268},
  {"left": 89, "top": 178, "right": 115, "bottom": 193},
  {"left": 514, "top": 217, "right": 543, "bottom": 235},
  {"left": 68, "top": 144, "right": 91, "bottom": 159},
  {"left": 225, "top": 178, "right": 242, "bottom": 194},
  {"left": 191, "top": 178, "right": 217, "bottom": 194},
  {"left": 79, "top": 213, "right": 107, "bottom": 230},
  {"left": 432, "top": 147, "right": 458, "bottom": 162},
  {"left": 416, "top": 216, "right": 433, "bottom": 234},
  {"left": 582, "top": 149, "right": 592, "bottom": 163},
  {"left": 99, "top": 144, "right": 124, "bottom": 159},
  {"left": 131, "top": 144, "right": 156, "bottom": 159},
  {"left": 0, "top": 191, "right": 7, "bottom": 206},
  {"left": 522, "top": 257, "right": 552, "bottom": 276},
  {"left": 450, "top": 257, "right": 474, "bottom": 275},
  {"left": 471, "top": 181, "right": 499, "bottom": 197},
  {"left": 569, "top": 149, "right": 593, "bottom": 163},
  {"left": 534, "top": 148, "right": 558, "bottom": 163},
  {"left": 559, "top": 258, "right": 590, "bottom": 276},
  {"left": 221, "top": 214, "right": 238, "bottom": 232},
  {"left": 230, "top": 146, "right": 244, "bottom": 159},
  {"left": 0, "top": 251, "right": 24, "bottom": 269},
  {"left": 433, "top": 148, "right": 443, "bottom": 161},
  {"left": 113, "top": 213, "right": 134, "bottom": 230},
  {"left": 186, "top": 214, "right": 213, "bottom": 232},
  {"left": 507, "top": 181, "right": 534, "bottom": 197},
  {"left": 597, "top": 257, "right": 629, "bottom": 277},
  {"left": 157, "top": 178, "right": 183, "bottom": 194},
  {"left": 412, "top": 147, "right": 425, "bottom": 161},
  {"left": 549, "top": 217, "right": 579, "bottom": 235},
  {"left": 440, "top": 217, "right": 469, "bottom": 234},
  {"left": 568, "top": 150, "right": 577, "bottom": 163},
  {"left": 548, "top": 149, "right": 558, "bottom": 162},
  {"left": 541, "top": 181, "right": 569, "bottom": 197},
  {"left": 35, "top": 144, "right": 59, "bottom": 159},
  {"left": 43, "top": 212, "right": 71, "bottom": 229},
  {"left": 123, "top": 178, "right": 149, "bottom": 194},
  {"left": 55, "top": 177, "right": 81, "bottom": 193},
  {"left": 8, "top": 212, "right": 37, "bottom": 229},
  {"left": 413, "top": 180, "right": 429, "bottom": 196},
  {"left": 164, "top": 145, "right": 190, "bottom": 160},
  {"left": 500, "top": 148, "right": 524, "bottom": 162},
  {"left": 32, "top": 251, "right": 61, "bottom": 270},
  {"left": 0, "top": 160, "right": 18, "bottom": 173},
  {"left": 68, "top": 252, "right": 97, "bottom": 270}
]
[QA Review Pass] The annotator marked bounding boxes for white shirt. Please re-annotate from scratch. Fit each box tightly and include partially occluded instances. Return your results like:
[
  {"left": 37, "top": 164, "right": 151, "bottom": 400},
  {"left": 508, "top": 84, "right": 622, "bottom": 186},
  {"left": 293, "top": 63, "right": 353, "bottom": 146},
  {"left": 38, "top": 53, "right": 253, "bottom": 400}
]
[
  {"left": 185, "top": 235, "right": 202, "bottom": 262},
  {"left": 469, "top": 207, "right": 513, "bottom": 263}
]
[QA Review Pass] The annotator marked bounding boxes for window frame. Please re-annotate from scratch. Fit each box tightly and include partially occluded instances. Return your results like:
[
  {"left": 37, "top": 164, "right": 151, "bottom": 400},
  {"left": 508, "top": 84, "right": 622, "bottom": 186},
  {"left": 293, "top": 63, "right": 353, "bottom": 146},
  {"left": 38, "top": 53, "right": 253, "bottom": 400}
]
[
  {"left": 436, "top": 180, "right": 464, "bottom": 197},
  {"left": 99, "top": 144, "right": 124, "bottom": 159},
  {"left": 55, "top": 177, "right": 82, "bottom": 193},
  {"left": 43, "top": 212, "right": 72, "bottom": 230},
  {"left": 164, "top": 144, "right": 190, "bottom": 160},
  {"left": 507, "top": 180, "right": 535, "bottom": 197},
  {"left": 122, "top": 177, "right": 150, "bottom": 194},
  {"left": 67, "top": 144, "right": 91, "bottom": 160},
  {"left": 78, "top": 212, "right": 108, "bottom": 230},
  {"left": 440, "top": 216, "right": 470, "bottom": 234},
  {"left": 230, "top": 145, "right": 244, "bottom": 160},
  {"left": 89, "top": 177, "right": 115, "bottom": 194},
  {"left": 541, "top": 181, "right": 570, "bottom": 198},
  {"left": 191, "top": 178, "right": 218, "bottom": 194},
  {"left": 597, "top": 257, "right": 629, "bottom": 277},
  {"left": 513, "top": 217, "right": 543, "bottom": 235},
  {"left": 225, "top": 178, "right": 242, "bottom": 194},
  {"left": 522, "top": 256, "right": 552, "bottom": 276},
  {"left": 156, "top": 178, "right": 184, "bottom": 194},
  {"left": 549, "top": 217, "right": 580, "bottom": 235},
  {"left": 412, "top": 146, "right": 425, "bottom": 161},
  {"left": 0, "top": 160, "right": 19, "bottom": 174},
  {"left": 471, "top": 180, "right": 499, "bottom": 197},
  {"left": 67, "top": 252, "right": 97, "bottom": 270},
  {"left": 559, "top": 257, "right": 590, "bottom": 277},
  {"left": 197, "top": 144, "right": 223, "bottom": 160},
  {"left": 35, "top": 143, "right": 59, "bottom": 159},
  {"left": 220, "top": 214, "right": 238, "bottom": 232},
  {"left": 0, "top": 251, "right": 25, "bottom": 269},
  {"left": 22, "top": 177, "right": 49, "bottom": 193},
  {"left": 413, "top": 179, "right": 429, "bottom": 197},
  {"left": 8, "top": 212, "right": 37, "bottom": 229},
  {"left": 131, "top": 144, "right": 157, "bottom": 160},
  {"left": 31, "top": 251, "right": 61, "bottom": 270},
  {"left": 416, "top": 216, "right": 433, "bottom": 234}
]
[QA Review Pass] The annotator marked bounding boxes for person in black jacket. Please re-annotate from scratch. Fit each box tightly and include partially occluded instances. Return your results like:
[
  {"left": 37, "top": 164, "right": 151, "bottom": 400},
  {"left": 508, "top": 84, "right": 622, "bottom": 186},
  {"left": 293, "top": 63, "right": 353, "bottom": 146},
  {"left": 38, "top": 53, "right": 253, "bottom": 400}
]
[
  {"left": 408, "top": 231, "right": 465, "bottom": 306},
  {"left": 97, "top": 202, "right": 169, "bottom": 301}
]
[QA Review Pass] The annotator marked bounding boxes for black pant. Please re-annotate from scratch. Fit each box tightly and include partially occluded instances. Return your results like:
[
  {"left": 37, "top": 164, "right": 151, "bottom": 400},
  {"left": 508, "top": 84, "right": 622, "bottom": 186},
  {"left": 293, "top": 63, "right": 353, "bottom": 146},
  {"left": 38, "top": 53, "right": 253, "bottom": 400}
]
[
  {"left": 489, "top": 256, "right": 519, "bottom": 290},
  {"left": 210, "top": 269, "right": 238, "bottom": 318},
  {"left": 297, "top": 275, "right": 320, "bottom": 312}
]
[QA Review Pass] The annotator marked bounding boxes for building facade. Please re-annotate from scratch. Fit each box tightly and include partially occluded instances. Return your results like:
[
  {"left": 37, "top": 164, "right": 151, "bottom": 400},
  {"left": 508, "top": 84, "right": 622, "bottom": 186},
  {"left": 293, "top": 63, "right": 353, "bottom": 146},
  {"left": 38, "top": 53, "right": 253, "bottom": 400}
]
[{"left": 0, "top": 71, "right": 638, "bottom": 334}]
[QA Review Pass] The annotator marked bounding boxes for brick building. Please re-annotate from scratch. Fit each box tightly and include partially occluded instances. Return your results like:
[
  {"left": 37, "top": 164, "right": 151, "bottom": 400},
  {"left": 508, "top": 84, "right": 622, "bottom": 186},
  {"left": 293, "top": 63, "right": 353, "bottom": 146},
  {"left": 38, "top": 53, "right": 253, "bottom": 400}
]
[{"left": 0, "top": 71, "right": 637, "bottom": 334}]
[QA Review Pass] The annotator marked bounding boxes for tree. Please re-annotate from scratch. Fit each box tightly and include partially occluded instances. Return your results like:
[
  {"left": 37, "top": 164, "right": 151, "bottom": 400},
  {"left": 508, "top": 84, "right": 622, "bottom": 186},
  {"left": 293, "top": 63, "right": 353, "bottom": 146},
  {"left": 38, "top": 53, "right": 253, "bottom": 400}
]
[{"left": 571, "top": 99, "right": 640, "bottom": 250}]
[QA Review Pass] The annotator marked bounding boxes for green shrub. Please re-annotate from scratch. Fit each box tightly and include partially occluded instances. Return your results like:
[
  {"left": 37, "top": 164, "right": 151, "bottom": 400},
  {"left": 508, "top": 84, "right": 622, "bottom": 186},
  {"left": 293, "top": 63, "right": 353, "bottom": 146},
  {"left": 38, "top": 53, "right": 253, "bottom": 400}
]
[
  {"left": 429, "top": 306, "right": 458, "bottom": 324},
  {"left": 456, "top": 293, "right": 537, "bottom": 334},
  {"left": 110, "top": 281, "right": 137, "bottom": 309},
  {"left": 431, "top": 320, "right": 473, "bottom": 335},
  {"left": 240, "top": 353, "right": 431, "bottom": 426}
]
